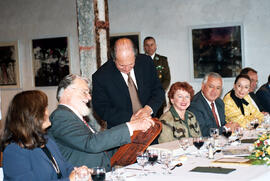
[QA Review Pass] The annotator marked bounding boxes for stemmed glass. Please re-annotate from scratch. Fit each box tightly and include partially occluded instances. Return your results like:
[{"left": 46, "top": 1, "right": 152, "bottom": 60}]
[
  {"left": 136, "top": 152, "right": 148, "bottom": 176},
  {"left": 179, "top": 138, "right": 190, "bottom": 154},
  {"left": 111, "top": 165, "right": 124, "bottom": 181},
  {"left": 235, "top": 127, "right": 244, "bottom": 140},
  {"left": 193, "top": 137, "right": 204, "bottom": 157},
  {"left": 147, "top": 149, "right": 158, "bottom": 166},
  {"left": 92, "top": 167, "right": 106, "bottom": 181},
  {"left": 160, "top": 151, "right": 172, "bottom": 174},
  {"left": 210, "top": 128, "right": 219, "bottom": 139},
  {"left": 250, "top": 119, "right": 259, "bottom": 129}
]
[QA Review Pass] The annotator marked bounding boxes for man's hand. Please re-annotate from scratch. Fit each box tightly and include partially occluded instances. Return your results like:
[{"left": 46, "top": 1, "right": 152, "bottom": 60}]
[
  {"left": 128, "top": 115, "right": 155, "bottom": 132},
  {"left": 134, "top": 105, "right": 153, "bottom": 119},
  {"left": 225, "top": 122, "right": 240, "bottom": 132}
]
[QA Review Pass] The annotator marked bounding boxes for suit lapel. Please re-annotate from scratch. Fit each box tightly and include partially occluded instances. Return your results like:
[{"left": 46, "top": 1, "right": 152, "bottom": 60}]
[
  {"left": 58, "top": 105, "right": 95, "bottom": 133},
  {"left": 133, "top": 59, "right": 143, "bottom": 98},
  {"left": 199, "top": 91, "right": 217, "bottom": 124},
  {"left": 111, "top": 62, "right": 130, "bottom": 98}
]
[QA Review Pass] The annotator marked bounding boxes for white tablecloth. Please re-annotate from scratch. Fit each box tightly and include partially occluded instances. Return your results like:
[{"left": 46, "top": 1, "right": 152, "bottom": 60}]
[{"left": 108, "top": 154, "right": 270, "bottom": 181}]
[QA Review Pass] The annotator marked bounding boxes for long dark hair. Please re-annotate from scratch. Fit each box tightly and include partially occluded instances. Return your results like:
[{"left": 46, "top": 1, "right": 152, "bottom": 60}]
[{"left": 1, "top": 90, "right": 48, "bottom": 150}]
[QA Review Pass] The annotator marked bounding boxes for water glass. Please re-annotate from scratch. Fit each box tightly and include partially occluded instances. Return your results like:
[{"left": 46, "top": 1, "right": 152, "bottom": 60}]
[
  {"left": 136, "top": 152, "right": 148, "bottom": 176},
  {"left": 179, "top": 138, "right": 190, "bottom": 153},
  {"left": 160, "top": 151, "right": 172, "bottom": 174},
  {"left": 111, "top": 165, "right": 124, "bottom": 181}
]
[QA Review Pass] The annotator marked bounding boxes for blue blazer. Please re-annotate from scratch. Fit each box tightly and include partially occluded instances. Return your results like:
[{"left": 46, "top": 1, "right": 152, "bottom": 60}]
[
  {"left": 188, "top": 91, "right": 226, "bottom": 137},
  {"left": 92, "top": 54, "right": 165, "bottom": 128},
  {"left": 3, "top": 138, "right": 73, "bottom": 181}
]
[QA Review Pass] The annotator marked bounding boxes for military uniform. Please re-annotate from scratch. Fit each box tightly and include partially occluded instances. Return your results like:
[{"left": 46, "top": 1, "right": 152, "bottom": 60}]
[
  {"left": 153, "top": 54, "right": 171, "bottom": 118},
  {"left": 153, "top": 54, "right": 171, "bottom": 91},
  {"left": 158, "top": 106, "right": 201, "bottom": 144}
]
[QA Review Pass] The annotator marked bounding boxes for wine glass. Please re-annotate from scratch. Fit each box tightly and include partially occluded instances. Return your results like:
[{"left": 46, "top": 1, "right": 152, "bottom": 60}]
[
  {"left": 160, "top": 151, "right": 172, "bottom": 174},
  {"left": 235, "top": 127, "right": 244, "bottom": 140},
  {"left": 92, "top": 167, "right": 106, "bottom": 181},
  {"left": 136, "top": 152, "right": 148, "bottom": 176},
  {"left": 147, "top": 149, "right": 158, "bottom": 166},
  {"left": 111, "top": 165, "right": 124, "bottom": 181},
  {"left": 250, "top": 119, "right": 259, "bottom": 129},
  {"left": 179, "top": 138, "right": 190, "bottom": 154},
  {"left": 222, "top": 128, "right": 232, "bottom": 139},
  {"left": 209, "top": 128, "right": 219, "bottom": 140},
  {"left": 193, "top": 137, "right": 204, "bottom": 157}
]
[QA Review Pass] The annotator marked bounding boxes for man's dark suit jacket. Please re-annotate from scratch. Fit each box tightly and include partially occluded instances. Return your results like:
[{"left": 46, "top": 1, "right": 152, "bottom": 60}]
[
  {"left": 256, "top": 83, "right": 270, "bottom": 113},
  {"left": 92, "top": 54, "right": 165, "bottom": 128},
  {"left": 188, "top": 91, "right": 226, "bottom": 137},
  {"left": 249, "top": 92, "right": 265, "bottom": 112},
  {"left": 48, "top": 105, "right": 131, "bottom": 171}
]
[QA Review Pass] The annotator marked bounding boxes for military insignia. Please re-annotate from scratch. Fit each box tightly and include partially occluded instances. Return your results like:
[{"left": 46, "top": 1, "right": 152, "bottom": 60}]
[
  {"left": 159, "top": 74, "right": 162, "bottom": 79},
  {"left": 155, "top": 56, "right": 159, "bottom": 61}
]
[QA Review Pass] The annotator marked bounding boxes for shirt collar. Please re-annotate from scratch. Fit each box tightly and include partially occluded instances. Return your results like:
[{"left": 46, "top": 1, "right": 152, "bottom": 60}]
[{"left": 60, "top": 104, "right": 83, "bottom": 121}]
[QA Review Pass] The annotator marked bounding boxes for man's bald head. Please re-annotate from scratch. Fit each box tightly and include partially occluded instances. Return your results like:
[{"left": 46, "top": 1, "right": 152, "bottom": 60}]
[{"left": 114, "top": 38, "right": 136, "bottom": 74}]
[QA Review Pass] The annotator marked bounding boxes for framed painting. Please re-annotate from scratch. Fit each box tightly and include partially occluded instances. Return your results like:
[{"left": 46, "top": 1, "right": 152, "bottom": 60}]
[
  {"left": 32, "top": 37, "right": 70, "bottom": 87},
  {"left": 190, "top": 24, "right": 244, "bottom": 79},
  {"left": 110, "top": 32, "right": 141, "bottom": 59},
  {"left": 0, "top": 41, "right": 20, "bottom": 88}
]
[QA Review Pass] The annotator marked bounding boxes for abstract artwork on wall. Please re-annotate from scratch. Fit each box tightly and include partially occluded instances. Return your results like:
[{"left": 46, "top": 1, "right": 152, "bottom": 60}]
[
  {"left": 32, "top": 37, "right": 70, "bottom": 87},
  {"left": 0, "top": 41, "right": 20, "bottom": 88},
  {"left": 190, "top": 24, "right": 244, "bottom": 79}
]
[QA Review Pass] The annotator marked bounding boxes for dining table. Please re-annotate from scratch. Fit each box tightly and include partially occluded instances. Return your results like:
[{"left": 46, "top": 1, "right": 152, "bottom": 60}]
[{"left": 107, "top": 132, "right": 270, "bottom": 181}]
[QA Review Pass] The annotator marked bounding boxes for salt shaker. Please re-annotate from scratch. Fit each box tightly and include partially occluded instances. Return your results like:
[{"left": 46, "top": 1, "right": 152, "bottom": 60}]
[{"left": 208, "top": 143, "right": 214, "bottom": 159}]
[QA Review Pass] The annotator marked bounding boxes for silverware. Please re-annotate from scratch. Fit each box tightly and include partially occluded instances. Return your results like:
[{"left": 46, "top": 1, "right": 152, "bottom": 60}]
[
  {"left": 125, "top": 167, "right": 155, "bottom": 173},
  {"left": 170, "top": 163, "right": 182, "bottom": 170}
]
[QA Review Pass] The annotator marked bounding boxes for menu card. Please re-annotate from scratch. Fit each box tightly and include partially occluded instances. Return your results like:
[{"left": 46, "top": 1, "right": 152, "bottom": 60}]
[{"left": 212, "top": 157, "right": 250, "bottom": 165}]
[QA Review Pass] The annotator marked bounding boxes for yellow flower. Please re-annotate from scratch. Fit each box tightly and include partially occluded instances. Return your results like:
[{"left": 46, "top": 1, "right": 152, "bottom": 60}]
[
  {"left": 255, "top": 150, "right": 263, "bottom": 157},
  {"left": 266, "top": 146, "right": 270, "bottom": 155},
  {"left": 260, "top": 134, "right": 267, "bottom": 141}
]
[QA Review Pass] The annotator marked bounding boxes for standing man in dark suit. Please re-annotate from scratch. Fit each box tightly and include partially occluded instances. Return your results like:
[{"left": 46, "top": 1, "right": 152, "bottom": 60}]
[
  {"left": 92, "top": 38, "right": 165, "bottom": 128},
  {"left": 144, "top": 36, "right": 171, "bottom": 118},
  {"left": 240, "top": 67, "right": 266, "bottom": 112},
  {"left": 256, "top": 74, "right": 270, "bottom": 113},
  {"left": 49, "top": 74, "right": 154, "bottom": 171},
  {"left": 188, "top": 72, "right": 238, "bottom": 137}
]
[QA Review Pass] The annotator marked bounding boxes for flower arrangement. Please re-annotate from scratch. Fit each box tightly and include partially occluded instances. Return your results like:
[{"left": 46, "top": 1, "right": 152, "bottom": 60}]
[{"left": 248, "top": 133, "right": 270, "bottom": 165}]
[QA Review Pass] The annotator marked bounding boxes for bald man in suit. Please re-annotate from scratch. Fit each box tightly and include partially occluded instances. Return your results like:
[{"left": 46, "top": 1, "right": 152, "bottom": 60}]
[{"left": 92, "top": 38, "right": 165, "bottom": 128}]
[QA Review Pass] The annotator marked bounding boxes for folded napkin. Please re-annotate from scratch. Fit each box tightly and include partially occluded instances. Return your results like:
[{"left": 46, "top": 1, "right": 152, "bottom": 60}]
[{"left": 190, "top": 166, "right": 236, "bottom": 174}]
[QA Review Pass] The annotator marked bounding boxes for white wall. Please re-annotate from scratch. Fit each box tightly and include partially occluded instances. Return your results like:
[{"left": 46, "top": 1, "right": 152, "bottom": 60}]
[
  {"left": 108, "top": 0, "right": 270, "bottom": 96},
  {"left": 0, "top": 0, "right": 80, "bottom": 120},
  {"left": 1, "top": 0, "right": 270, "bottom": 121}
]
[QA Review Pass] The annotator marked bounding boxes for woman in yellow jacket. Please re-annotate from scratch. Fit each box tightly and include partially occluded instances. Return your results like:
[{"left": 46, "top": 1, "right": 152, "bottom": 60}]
[{"left": 223, "top": 74, "right": 264, "bottom": 128}]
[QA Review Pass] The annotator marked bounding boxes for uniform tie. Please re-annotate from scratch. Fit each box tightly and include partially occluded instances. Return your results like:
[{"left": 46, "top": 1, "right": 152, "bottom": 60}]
[
  {"left": 211, "top": 102, "right": 220, "bottom": 127},
  {"left": 127, "top": 73, "right": 142, "bottom": 113}
]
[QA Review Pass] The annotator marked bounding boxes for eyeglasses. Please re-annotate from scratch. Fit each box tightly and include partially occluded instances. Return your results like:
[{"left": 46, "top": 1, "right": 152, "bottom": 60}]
[{"left": 69, "top": 87, "right": 90, "bottom": 96}]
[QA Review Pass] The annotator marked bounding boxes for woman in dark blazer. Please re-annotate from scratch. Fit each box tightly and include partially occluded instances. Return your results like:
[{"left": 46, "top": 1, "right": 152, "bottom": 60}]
[{"left": 1, "top": 90, "right": 91, "bottom": 181}]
